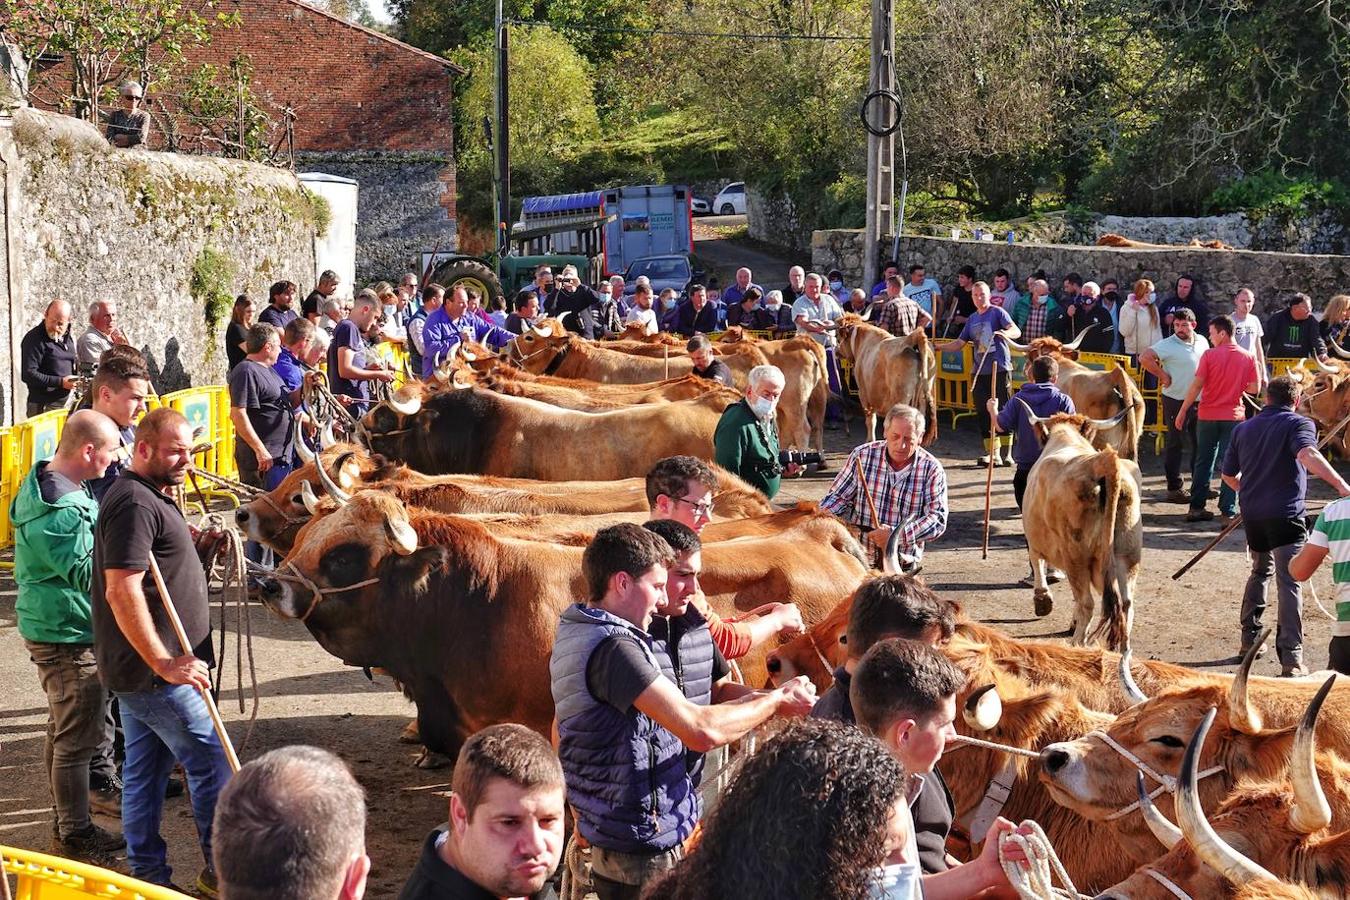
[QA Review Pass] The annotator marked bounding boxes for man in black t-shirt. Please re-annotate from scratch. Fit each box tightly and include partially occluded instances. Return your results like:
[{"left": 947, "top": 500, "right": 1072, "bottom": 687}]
[
  {"left": 227, "top": 324, "right": 297, "bottom": 492},
  {"left": 303, "top": 270, "right": 340, "bottom": 322},
  {"left": 258, "top": 280, "right": 298, "bottom": 329},
  {"left": 92, "top": 407, "right": 231, "bottom": 894},
  {"left": 686, "top": 335, "right": 733, "bottom": 387}
]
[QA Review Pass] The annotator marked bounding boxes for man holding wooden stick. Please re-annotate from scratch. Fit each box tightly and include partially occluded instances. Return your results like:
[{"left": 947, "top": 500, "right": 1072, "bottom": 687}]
[
  {"left": 1219, "top": 376, "right": 1350, "bottom": 676},
  {"left": 92, "top": 407, "right": 232, "bottom": 895}
]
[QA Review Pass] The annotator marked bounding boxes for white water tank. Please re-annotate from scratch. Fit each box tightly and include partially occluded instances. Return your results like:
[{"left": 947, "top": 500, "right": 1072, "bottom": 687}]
[{"left": 298, "top": 172, "right": 357, "bottom": 298}]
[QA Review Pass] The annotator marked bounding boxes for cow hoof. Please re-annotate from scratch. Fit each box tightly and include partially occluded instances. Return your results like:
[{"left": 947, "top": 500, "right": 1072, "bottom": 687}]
[
  {"left": 414, "top": 748, "right": 452, "bottom": 769},
  {"left": 1034, "top": 591, "right": 1054, "bottom": 617},
  {"left": 398, "top": 719, "right": 422, "bottom": 745}
]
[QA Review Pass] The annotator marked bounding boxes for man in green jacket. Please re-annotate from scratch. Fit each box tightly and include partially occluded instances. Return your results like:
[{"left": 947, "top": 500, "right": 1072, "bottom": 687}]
[
  {"left": 12, "top": 409, "right": 124, "bottom": 864},
  {"left": 714, "top": 364, "right": 800, "bottom": 498}
]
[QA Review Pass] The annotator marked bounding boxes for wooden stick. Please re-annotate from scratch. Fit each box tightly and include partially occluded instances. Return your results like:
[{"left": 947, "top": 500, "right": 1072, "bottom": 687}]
[
  {"left": 855, "top": 455, "right": 884, "bottom": 566},
  {"left": 982, "top": 370, "right": 997, "bottom": 560},
  {"left": 146, "top": 553, "right": 242, "bottom": 772},
  {"left": 1171, "top": 405, "right": 1350, "bottom": 580}
]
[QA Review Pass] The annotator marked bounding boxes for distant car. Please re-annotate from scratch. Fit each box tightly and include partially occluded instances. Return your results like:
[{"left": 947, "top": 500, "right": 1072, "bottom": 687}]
[
  {"left": 622, "top": 254, "right": 703, "bottom": 300},
  {"left": 691, "top": 197, "right": 711, "bottom": 216},
  {"left": 712, "top": 181, "right": 746, "bottom": 216}
]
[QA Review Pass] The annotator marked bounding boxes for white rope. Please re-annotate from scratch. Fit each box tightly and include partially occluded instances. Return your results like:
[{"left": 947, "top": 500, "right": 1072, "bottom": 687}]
[
  {"left": 948, "top": 732, "right": 1042, "bottom": 759},
  {"left": 1303, "top": 580, "right": 1338, "bottom": 621},
  {"left": 1084, "top": 730, "right": 1226, "bottom": 821},
  {"left": 998, "top": 819, "right": 1090, "bottom": 900},
  {"left": 1144, "top": 867, "right": 1192, "bottom": 899}
]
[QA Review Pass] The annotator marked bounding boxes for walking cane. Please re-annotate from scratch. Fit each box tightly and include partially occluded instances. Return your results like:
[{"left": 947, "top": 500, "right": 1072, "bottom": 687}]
[
  {"left": 973, "top": 337, "right": 998, "bottom": 560},
  {"left": 146, "top": 553, "right": 242, "bottom": 773},
  {"left": 1171, "top": 405, "right": 1350, "bottom": 580},
  {"left": 855, "top": 455, "right": 885, "bottom": 566}
]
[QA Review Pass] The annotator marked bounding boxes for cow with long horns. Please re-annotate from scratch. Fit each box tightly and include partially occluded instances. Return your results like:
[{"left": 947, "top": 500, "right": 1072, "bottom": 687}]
[
  {"left": 833, "top": 313, "right": 939, "bottom": 445},
  {"left": 1094, "top": 678, "right": 1350, "bottom": 899}
]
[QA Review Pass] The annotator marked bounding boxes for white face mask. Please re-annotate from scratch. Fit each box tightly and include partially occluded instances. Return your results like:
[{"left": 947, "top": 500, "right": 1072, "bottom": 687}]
[
  {"left": 765, "top": 301, "right": 781, "bottom": 311},
  {"left": 871, "top": 863, "right": 921, "bottom": 900},
  {"left": 750, "top": 396, "right": 776, "bottom": 419},
  {"left": 662, "top": 298, "right": 678, "bottom": 310}
]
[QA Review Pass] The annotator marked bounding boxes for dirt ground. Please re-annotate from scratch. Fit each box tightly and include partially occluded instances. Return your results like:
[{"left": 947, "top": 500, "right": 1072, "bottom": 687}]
[{"left": 0, "top": 414, "right": 1340, "bottom": 897}]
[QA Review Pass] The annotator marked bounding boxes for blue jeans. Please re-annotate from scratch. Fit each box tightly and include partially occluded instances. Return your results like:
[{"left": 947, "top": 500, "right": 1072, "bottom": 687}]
[
  {"left": 1191, "top": 419, "right": 1238, "bottom": 515},
  {"left": 115, "top": 684, "right": 233, "bottom": 885}
]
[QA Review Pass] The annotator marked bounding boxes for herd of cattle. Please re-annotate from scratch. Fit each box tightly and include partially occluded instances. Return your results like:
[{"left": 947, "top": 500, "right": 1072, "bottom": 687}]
[{"left": 233, "top": 317, "right": 1350, "bottom": 898}]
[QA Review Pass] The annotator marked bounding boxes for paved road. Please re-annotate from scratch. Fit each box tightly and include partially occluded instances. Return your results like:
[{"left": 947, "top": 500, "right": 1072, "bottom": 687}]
[{"left": 692, "top": 214, "right": 811, "bottom": 288}]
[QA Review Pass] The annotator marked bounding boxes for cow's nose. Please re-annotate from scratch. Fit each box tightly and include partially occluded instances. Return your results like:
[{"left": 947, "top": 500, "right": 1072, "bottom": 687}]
[
  {"left": 1040, "top": 747, "right": 1071, "bottom": 774},
  {"left": 257, "top": 576, "right": 281, "bottom": 597},
  {"left": 235, "top": 507, "right": 250, "bottom": 525}
]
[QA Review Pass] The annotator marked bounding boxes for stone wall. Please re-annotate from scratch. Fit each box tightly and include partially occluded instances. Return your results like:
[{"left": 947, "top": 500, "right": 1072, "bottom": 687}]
[
  {"left": 747, "top": 186, "right": 813, "bottom": 253},
  {"left": 296, "top": 151, "right": 456, "bottom": 287},
  {"left": 813, "top": 229, "right": 1350, "bottom": 317},
  {"left": 0, "top": 107, "right": 317, "bottom": 424}
]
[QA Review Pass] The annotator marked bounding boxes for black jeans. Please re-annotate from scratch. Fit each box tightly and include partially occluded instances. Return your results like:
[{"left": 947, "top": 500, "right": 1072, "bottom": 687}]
[
  {"left": 1161, "top": 395, "right": 1196, "bottom": 491},
  {"left": 972, "top": 369, "right": 1011, "bottom": 439},
  {"left": 1014, "top": 466, "right": 1031, "bottom": 510}
]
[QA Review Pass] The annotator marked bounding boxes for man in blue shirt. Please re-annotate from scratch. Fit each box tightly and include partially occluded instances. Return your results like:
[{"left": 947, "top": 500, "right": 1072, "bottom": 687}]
[
  {"left": 1222, "top": 376, "right": 1350, "bottom": 675},
  {"left": 936, "top": 282, "right": 1022, "bottom": 465},
  {"left": 902, "top": 264, "right": 943, "bottom": 321},
  {"left": 420, "top": 285, "right": 514, "bottom": 378},
  {"left": 720, "top": 267, "right": 763, "bottom": 309},
  {"left": 272, "top": 318, "right": 314, "bottom": 393}
]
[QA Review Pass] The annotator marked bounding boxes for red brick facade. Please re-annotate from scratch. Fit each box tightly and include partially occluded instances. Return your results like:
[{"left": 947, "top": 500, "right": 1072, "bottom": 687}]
[{"left": 185, "top": 0, "right": 460, "bottom": 153}]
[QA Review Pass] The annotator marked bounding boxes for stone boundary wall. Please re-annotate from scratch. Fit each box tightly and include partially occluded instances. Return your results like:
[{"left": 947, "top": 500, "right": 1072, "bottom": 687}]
[
  {"left": 296, "top": 151, "right": 456, "bottom": 287},
  {"left": 0, "top": 107, "right": 316, "bottom": 424},
  {"left": 812, "top": 229, "right": 1350, "bottom": 317}
]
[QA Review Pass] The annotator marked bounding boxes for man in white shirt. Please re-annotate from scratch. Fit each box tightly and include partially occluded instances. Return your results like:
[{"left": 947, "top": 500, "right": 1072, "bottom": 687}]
[
  {"left": 792, "top": 273, "right": 845, "bottom": 348},
  {"left": 624, "top": 283, "right": 659, "bottom": 336}
]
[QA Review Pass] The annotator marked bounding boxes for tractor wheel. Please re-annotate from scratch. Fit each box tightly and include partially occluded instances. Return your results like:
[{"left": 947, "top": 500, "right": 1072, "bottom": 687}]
[{"left": 432, "top": 257, "right": 504, "bottom": 308}]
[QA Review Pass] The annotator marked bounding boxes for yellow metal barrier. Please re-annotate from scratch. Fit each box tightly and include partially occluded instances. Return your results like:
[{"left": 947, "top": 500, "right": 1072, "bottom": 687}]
[
  {"left": 162, "top": 387, "right": 239, "bottom": 510},
  {"left": 0, "top": 427, "right": 20, "bottom": 553},
  {"left": 935, "top": 346, "right": 977, "bottom": 426},
  {"left": 2, "top": 843, "right": 191, "bottom": 899}
]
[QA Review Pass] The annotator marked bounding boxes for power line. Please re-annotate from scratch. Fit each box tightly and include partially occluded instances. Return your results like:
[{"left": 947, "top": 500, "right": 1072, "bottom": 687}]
[{"left": 505, "top": 18, "right": 869, "bottom": 42}]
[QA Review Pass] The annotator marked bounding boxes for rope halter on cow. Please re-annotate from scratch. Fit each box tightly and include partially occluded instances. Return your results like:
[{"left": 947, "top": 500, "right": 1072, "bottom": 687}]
[
  {"left": 259, "top": 561, "right": 380, "bottom": 623},
  {"left": 1087, "top": 728, "right": 1225, "bottom": 821}
]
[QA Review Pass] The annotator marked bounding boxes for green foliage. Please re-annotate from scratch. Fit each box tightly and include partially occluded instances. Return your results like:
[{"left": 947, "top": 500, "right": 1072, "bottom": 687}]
[
  {"left": 192, "top": 246, "right": 236, "bottom": 355},
  {"left": 166, "top": 53, "right": 273, "bottom": 160},
  {"left": 1208, "top": 173, "right": 1350, "bottom": 220}
]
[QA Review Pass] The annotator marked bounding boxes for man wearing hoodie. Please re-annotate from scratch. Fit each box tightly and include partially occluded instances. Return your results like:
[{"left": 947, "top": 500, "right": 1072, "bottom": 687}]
[
  {"left": 12, "top": 409, "right": 125, "bottom": 865},
  {"left": 1263, "top": 292, "right": 1328, "bottom": 361},
  {"left": 1159, "top": 275, "right": 1210, "bottom": 337}
]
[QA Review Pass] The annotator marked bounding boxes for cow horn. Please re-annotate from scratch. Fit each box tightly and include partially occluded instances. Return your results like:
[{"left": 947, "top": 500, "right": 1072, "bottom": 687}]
[
  {"left": 1119, "top": 647, "right": 1148, "bottom": 704},
  {"left": 299, "top": 479, "right": 321, "bottom": 516},
  {"left": 1003, "top": 335, "right": 1030, "bottom": 353},
  {"left": 1014, "top": 396, "right": 1045, "bottom": 427},
  {"left": 450, "top": 369, "right": 474, "bottom": 390},
  {"left": 1086, "top": 407, "right": 1132, "bottom": 430},
  {"left": 1137, "top": 772, "right": 1182, "bottom": 849},
  {"left": 962, "top": 684, "right": 1002, "bottom": 731},
  {"left": 320, "top": 419, "right": 337, "bottom": 451},
  {"left": 559, "top": 311, "right": 577, "bottom": 329},
  {"left": 882, "top": 524, "right": 904, "bottom": 575},
  {"left": 388, "top": 391, "right": 421, "bottom": 417},
  {"left": 314, "top": 454, "right": 351, "bottom": 505},
  {"left": 1061, "top": 323, "right": 1097, "bottom": 352},
  {"left": 383, "top": 512, "right": 419, "bottom": 556},
  {"left": 1329, "top": 338, "right": 1350, "bottom": 361},
  {"left": 1227, "top": 627, "right": 1269, "bottom": 734},
  {"left": 294, "top": 419, "right": 315, "bottom": 464},
  {"left": 432, "top": 349, "right": 444, "bottom": 370},
  {"left": 1288, "top": 675, "right": 1335, "bottom": 834},
  {"left": 333, "top": 451, "right": 360, "bottom": 491},
  {"left": 532, "top": 322, "right": 553, "bottom": 338},
  {"left": 461, "top": 345, "right": 479, "bottom": 362},
  {"left": 860, "top": 303, "right": 874, "bottom": 322},
  {"left": 1314, "top": 356, "right": 1339, "bottom": 374},
  {"left": 1176, "top": 707, "right": 1279, "bottom": 885}
]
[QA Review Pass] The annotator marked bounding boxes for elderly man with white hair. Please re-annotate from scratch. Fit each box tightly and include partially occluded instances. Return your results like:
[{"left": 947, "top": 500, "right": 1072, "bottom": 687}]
[
  {"left": 714, "top": 365, "right": 800, "bottom": 498},
  {"left": 21, "top": 299, "right": 78, "bottom": 417},
  {"left": 77, "top": 300, "right": 129, "bottom": 369},
  {"left": 721, "top": 266, "right": 762, "bottom": 309},
  {"left": 1061, "top": 280, "right": 1117, "bottom": 352},
  {"left": 820, "top": 403, "right": 948, "bottom": 572}
]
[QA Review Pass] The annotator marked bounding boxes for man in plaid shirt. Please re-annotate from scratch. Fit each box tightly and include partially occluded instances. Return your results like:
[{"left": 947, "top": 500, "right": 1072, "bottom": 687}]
[
  {"left": 820, "top": 404, "right": 948, "bottom": 572},
  {"left": 873, "top": 274, "right": 933, "bottom": 337}
]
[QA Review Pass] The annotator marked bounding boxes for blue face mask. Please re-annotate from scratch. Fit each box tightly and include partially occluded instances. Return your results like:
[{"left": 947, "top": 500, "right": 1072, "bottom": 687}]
[{"left": 871, "top": 863, "right": 921, "bottom": 900}]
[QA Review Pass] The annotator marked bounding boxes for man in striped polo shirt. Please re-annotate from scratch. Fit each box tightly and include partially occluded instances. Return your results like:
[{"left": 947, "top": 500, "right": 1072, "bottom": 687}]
[
  {"left": 1292, "top": 496, "right": 1350, "bottom": 674},
  {"left": 1222, "top": 376, "right": 1350, "bottom": 676}
]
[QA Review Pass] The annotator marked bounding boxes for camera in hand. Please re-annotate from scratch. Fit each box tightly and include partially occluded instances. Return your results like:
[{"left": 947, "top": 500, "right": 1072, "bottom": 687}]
[{"left": 779, "top": 449, "right": 824, "bottom": 468}]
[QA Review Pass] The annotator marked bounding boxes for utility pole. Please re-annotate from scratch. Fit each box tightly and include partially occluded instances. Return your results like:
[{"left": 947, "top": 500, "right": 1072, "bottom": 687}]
[
  {"left": 863, "top": 0, "right": 896, "bottom": 292},
  {"left": 494, "top": 0, "right": 511, "bottom": 259}
]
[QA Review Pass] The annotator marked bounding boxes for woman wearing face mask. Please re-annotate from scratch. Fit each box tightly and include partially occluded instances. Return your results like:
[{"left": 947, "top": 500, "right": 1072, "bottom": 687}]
[
  {"left": 1119, "top": 278, "right": 1163, "bottom": 364},
  {"left": 759, "top": 289, "right": 795, "bottom": 337},
  {"left": 644, "top": 718, "right": 919, "bottom": 900},
  {"left": 713, "top": 364, "right": 798, "bottom": 498}
]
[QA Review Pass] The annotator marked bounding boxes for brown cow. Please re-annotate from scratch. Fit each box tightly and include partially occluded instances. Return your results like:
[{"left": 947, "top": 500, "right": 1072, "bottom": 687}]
[
  {"left": 833, "top": 313, "right": 939, "bottom": 444},
  {"left": 259, "top": 492, "right": 867, "bottom": 759},
  {"left": 505, "top": 330, "right": 768, "bottom": 386},
  {"left": 1023, "top": 412, "right": 1142, "bottom": 649},
  {"left": 1096, "top": 682, "right": 1350, "bottom": 900},
  {"left": 1006, "top": 334, "right": 1146, "bottom": 461},
  {"left": 1038, "top": 642, "right": 1350, "bottom": 871},
  {"left": 1290, "top": 356, "right": 1350, "bottom": 457},
  {"left": 362, "top": 384, "right": 731, "bottom": 481},
  {"left": 236, "top": 445, "right": 772, "bottom": 552},
  {"left": 480, "top": 368, "right": 727, "bottom": 409}
]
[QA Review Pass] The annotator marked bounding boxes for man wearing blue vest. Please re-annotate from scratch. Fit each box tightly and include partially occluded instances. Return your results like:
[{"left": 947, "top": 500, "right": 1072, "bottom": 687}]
[{"left": 550, "top": 524, "right": 816, "bottom": 899}]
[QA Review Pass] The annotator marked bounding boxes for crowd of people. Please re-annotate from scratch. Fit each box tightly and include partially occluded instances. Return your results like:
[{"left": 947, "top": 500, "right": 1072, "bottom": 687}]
[{"left": 13, "top": 252, "right": 1350, "bottom": 899}]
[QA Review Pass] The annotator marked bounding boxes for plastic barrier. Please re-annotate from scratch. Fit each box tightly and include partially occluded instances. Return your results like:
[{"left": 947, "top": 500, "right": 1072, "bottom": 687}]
[
  {"left": 935, "top": 346, "right": 977, "bottom": 426},
  {"left": 369, "top": 341, "right": 414, "bottom": 388},
  {"left": 0, "top": 426, "right": 20, "bottom": 553},
  {"left": 161, "top": 387, "right": 240, "bottom": 511},
  {"left": 2, "top": 843, "right": 191, "bottom": 898}
]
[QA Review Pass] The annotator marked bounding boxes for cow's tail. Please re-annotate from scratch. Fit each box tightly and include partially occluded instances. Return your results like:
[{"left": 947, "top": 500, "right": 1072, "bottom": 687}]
[
  {"left": 1087, "top": 447, "right": 1129, "bottom": 650},
  {"left": 1110, "top": 366, "right": 1144, "bottom": 461},
  {"left": 911, "top": 330, "right": 939, "bottom": 445}
]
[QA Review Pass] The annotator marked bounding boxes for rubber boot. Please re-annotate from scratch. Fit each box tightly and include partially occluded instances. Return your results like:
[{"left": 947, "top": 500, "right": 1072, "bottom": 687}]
[
  {"left": 978, "top": 438, "right": 996, "bottom": 467},
  {"left": 998, "top": 435, "right": 1015, "bottom": 467}
]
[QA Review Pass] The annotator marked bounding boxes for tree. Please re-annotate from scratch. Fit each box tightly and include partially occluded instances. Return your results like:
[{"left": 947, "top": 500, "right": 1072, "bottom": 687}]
[
  {"left": 307, "top": 0, "right": 382, "bottom": 30},
  {"left": 3, "top": 0, "right": 237, "bottom": 123}
]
